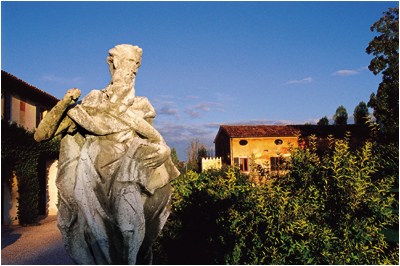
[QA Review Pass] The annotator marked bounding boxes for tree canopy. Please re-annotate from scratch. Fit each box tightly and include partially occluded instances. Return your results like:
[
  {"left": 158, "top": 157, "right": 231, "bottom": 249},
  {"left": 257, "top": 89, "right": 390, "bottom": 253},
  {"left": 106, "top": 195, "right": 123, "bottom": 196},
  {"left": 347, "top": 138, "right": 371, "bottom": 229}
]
[
  {"left": 366, "top": 7, "right": 399, "bottom": 136},
  {"left": 317, "top": 116, "right": 330, "bottom": 126},
  {"left": 186, "top": 138, "right": 207, "bottom": 172},
  {"left": 333, "top": 105, "right": 348, "bottom": 125},
  {"left": 353, "top": 101, "right": 370, "bottom": 125},
  {"left": 171, "top": 147, "right": 179, "bottom": 166}
]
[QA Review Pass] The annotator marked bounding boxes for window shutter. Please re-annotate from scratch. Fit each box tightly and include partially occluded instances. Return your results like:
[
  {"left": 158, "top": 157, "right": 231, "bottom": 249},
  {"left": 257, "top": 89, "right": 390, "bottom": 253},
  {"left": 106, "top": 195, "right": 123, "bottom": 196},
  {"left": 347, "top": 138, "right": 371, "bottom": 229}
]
[
  {"left": 20, "top": 101, "right": 25, "bottom": 112},
  {"left": 234, "top": 158, "right": 239, "bottom": 167},
  {"left": 243, "top": 158, "right": 248, "bottom": 172},
  {"left": 271, "top": 157, "right": 276, "bottom": 171},
  {"left": 4, "top": 93, "right": 11, "bottom": 121}
]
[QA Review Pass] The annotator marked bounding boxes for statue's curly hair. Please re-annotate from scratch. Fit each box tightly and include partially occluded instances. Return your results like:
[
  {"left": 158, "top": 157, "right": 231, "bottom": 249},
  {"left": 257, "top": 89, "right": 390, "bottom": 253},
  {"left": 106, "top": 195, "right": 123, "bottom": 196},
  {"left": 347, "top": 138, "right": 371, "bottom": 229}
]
[{"left": 107, "top": 44, "right": 143, "bottom": 69}]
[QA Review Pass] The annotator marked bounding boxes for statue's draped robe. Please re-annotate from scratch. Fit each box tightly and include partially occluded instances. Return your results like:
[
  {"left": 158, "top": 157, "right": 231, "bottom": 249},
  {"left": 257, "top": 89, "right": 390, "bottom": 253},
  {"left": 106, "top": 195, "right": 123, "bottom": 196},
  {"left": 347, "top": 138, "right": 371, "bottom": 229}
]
[{"left": 56, "top": 90, "right": 179, "bottom": 264}]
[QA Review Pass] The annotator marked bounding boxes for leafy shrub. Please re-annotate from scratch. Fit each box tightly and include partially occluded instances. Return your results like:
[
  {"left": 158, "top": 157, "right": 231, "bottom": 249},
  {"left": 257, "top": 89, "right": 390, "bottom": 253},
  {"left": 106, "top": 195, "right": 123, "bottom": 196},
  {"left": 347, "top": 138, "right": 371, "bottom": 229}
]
[
  {"left": 1, "top": 119, "right": 60, "bottom": 224},
  {"left": 153, "top": 135, "right": 398, "bottom": 264}
]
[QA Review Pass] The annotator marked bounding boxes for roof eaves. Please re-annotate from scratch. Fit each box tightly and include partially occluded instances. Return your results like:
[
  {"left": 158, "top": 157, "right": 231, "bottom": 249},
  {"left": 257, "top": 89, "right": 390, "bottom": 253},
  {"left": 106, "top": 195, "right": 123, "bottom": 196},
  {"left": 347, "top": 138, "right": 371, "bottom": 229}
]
[{"left": 1, "top": 70, "right": 60, "bottom": 104}]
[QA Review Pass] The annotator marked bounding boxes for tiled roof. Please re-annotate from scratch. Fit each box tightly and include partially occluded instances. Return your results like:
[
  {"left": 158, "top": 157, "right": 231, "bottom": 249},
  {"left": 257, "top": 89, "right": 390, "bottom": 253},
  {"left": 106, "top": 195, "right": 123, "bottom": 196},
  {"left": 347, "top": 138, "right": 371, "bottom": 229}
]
[
  {"left": 1, "top": 70, "right": 59, "bottom": 108},
  {"left": 216, "top": 124, "right": 370, "bottom": 140}
]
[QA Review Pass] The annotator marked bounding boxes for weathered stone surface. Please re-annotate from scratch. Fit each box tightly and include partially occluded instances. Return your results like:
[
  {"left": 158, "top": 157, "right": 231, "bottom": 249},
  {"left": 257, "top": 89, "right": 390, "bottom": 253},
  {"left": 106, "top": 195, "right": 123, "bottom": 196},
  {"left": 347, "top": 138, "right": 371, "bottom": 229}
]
[{"left": 34, "top": 44, "right": 180, "bottom": 264}]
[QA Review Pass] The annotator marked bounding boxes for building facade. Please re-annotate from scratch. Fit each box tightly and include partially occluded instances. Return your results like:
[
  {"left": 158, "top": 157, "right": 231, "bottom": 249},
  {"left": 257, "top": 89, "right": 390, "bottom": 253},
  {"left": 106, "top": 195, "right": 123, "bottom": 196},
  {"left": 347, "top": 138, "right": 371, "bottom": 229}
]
[
  {"left": 214, "top": 124, "right": 370, "bottom": 173},
  {"left": 1, "top": 70, "right": 60, "bottom": 225}
]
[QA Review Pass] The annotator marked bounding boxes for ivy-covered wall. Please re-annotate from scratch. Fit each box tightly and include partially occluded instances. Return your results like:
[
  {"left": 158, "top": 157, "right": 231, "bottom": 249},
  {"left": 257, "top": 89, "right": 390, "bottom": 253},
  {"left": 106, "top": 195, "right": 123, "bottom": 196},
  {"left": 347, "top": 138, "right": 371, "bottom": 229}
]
[{"left": 1, "top": 118, "right": 60, "bottom": 224}]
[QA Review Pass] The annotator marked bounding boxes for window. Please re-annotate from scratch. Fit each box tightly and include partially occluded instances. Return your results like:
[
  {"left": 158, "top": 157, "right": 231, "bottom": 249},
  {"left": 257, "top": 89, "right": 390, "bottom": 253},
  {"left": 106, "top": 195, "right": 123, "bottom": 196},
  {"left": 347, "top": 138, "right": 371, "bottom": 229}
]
[
  {"left": 239, "top": 139, "right": 248, "bottom": 146},
  {"left": 3, "top": 93, "right": 11, "bottom": 121},
  {"left": 274, "top": 139, "right": 283, "bottom": 145},
  {"left": 234, "top": 157, "right": 249, "bottom": 172},
  {"left": 20, "top": 101, "right": 26, "bottom": 112},
  {"left": 270, "top": 157, "right": 284, "bottom": 171}
]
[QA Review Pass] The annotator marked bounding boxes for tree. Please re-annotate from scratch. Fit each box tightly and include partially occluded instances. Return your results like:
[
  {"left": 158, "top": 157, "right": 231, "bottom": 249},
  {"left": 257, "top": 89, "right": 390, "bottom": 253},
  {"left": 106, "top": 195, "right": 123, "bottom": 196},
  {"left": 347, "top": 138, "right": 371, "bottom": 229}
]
[
  {"left": 333, "top": 105, "right": 348, "bottom": 125},
  {"left": 197, "top": 145, "right": 208, "bottom": 163},
  {"left": 353, "top": 101, "right": 370, "bottom": 124},
  {"left": 366, "top": 7, "right": 399, "bottom": 136},
  {"left": 317, "top": 116, "right": 330, "bottom": 126},
  {"left": 171, "top": 147, "right": 185, "bottom": 175},
  {"left": 171, "top": 147, "right": 179, "bottom": 166},
  {"left": 186, "top": 138, "right": 206, "bottom": 172}
]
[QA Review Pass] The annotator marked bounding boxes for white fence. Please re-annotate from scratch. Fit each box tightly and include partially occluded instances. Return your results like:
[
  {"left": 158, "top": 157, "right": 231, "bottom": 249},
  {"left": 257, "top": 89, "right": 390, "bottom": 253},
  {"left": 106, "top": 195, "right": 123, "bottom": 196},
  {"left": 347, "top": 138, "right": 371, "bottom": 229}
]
[{"left": 201, "top": 157, "right": 222, "bottom": 172}]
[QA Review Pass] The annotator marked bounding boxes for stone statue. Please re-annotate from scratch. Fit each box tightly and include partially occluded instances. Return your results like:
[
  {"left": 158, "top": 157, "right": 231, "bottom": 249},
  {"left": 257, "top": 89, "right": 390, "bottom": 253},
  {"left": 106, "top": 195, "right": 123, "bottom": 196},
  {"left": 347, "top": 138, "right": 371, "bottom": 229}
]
[{"left": 34, "top": 44, "right": 180, "bottom": 264}]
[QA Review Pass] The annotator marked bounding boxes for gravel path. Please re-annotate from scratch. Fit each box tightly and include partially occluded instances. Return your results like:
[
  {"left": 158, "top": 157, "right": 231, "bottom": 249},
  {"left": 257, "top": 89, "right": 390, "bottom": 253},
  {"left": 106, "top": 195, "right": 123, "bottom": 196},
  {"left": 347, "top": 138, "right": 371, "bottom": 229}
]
[{"left": 1, "top": 218, "right": 75, "bottom": 265}]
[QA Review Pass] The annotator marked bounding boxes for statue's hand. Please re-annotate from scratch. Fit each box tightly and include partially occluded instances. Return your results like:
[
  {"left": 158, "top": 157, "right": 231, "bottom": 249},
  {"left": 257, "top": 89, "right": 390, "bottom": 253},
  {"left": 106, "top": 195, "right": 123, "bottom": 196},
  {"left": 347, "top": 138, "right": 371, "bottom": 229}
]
[
  {"left": 142, "top": 144, "right": 170, "bottom": 169},
  {"left": 63, "top": 88, "right": 81, "bottom": 105}
]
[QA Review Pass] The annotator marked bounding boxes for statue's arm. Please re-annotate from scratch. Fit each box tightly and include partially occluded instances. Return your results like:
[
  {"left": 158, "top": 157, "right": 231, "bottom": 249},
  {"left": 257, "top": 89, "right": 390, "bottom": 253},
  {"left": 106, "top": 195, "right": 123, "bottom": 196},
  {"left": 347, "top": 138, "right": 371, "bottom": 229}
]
[
  {"left": 139, "top": 116, "right": 171, "bottom": 169},
  {"left": 107, "top": 101, "right": 170, "bottom": 168},
  {"left": 34, "top": 88, "right": 81, "bottom": 142},
  {"left": 115, "top": 110, "right": 163, "bottom": 144}
]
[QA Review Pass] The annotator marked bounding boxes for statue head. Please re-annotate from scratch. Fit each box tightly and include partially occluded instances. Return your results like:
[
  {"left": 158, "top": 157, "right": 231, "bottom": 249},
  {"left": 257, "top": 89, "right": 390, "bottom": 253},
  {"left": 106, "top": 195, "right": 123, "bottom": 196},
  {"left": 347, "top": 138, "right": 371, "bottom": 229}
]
[
  {"left": 105, "top": 44, "right": 143, "bottom": 104},
  {"left": 107, "top": 44, "right": 143, "bottom": 86}
]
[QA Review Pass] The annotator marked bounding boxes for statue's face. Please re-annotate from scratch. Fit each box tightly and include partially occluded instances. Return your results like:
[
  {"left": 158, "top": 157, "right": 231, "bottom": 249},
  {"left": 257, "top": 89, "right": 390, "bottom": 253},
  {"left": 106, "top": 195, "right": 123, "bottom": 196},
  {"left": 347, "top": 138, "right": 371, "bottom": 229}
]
[{"left": 109, "top": 54, "right": 141, "bottom": 86}]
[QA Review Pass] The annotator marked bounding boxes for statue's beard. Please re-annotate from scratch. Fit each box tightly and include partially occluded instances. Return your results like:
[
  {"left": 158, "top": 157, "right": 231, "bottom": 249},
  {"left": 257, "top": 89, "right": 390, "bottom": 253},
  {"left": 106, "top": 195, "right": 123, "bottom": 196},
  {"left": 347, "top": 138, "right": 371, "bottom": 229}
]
[{"left": 111, "top": 70, "right": 136, "bottom": 87}]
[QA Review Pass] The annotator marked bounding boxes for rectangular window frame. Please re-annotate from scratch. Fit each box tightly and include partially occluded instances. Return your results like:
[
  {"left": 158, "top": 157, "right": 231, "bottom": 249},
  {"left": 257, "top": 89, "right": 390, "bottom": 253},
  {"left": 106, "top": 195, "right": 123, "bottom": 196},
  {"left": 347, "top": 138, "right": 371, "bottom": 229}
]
[
  {"left": 234, "top": 157, "right": 249, "bottom": 172},
  {"left": 270, "top": 157, "right": 285, "bottom": 171}
]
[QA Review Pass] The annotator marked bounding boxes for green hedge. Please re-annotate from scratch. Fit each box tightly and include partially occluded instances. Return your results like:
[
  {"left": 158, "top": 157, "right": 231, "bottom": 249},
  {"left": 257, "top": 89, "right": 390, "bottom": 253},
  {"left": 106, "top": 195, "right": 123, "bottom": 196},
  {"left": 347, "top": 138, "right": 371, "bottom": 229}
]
[
  {"left": 1, "top": 119, "right": 60, "bottom": 224},
  {"left": 153, "top": 135, "right": 398, "bottom": 264}
]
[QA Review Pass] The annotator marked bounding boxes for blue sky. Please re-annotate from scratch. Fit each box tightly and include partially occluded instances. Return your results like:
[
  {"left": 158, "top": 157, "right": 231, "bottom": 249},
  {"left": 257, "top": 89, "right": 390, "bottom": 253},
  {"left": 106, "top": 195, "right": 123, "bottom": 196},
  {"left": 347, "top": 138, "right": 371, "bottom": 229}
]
[{"left": 2, "top": 1, "right": 397, "bottom": 161}]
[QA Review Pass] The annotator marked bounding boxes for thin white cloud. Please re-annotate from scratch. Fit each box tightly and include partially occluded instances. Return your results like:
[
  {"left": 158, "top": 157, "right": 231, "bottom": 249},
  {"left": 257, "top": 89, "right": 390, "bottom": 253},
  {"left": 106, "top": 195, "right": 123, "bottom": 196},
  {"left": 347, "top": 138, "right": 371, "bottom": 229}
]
[
  {"left": 184, "top": 108, "right": 203, "bottom": 118},
  {"left": 42, "top": 74, "right": 83, "bottom": 85},
  {"left": 332, "top": 66, "right": 369, "bottom": 76},
  {"left": 154, "top": 101, "right": 181, "bottom": 119},
  {"left": 286, "top": 77, "right": 313, "bottom": 84},
  {"left": 161, "top": 101, "right": 175, "bottom": 105},
  {"left": 215, "top": 92, "right": 235, "bottom": 102},
  {"left": 193, "top": 102, "right": 224, "bottom": 112},
  {"left": 158, "top": 106, "right": 179, "bottom": 116},
  {"left": 154, "top": 121, "right": 214, "bottom": 143},
  {"left": 154, "top": 120, "right": 218, "bottom": 160},
  {"left": 332, "top": 70, "right": 359, "bottom": 76},
  {"left": 184, "top": 101, "right": 225, "bottom": 118},
  {"left": 186, "top": 95, "right": 199, "bottom": 99}
]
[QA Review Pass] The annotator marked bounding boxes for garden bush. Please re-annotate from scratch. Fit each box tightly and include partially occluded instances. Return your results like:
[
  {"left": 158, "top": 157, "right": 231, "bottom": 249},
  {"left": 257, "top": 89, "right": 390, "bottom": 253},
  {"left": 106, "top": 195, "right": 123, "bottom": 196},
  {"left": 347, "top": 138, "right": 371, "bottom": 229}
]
[{"left": 153, "top": 134, "right": 398, "bottom": 264}]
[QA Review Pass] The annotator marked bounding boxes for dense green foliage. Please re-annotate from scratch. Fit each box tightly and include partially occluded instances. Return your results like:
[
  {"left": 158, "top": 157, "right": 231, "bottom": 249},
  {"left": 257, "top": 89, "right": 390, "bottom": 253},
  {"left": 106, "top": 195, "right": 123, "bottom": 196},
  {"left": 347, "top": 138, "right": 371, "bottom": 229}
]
[
  {"left": 353, "top": 101, "right": 370, "bottom": 125},
  {"left": 366, "top": 7, "right": 399, "bottom": 136},
  {"left": 333, "top": 105, "right": 348, "bottom": 125},
  {"left": 170, "top": 147, "right": 180, "bottom": 166},
  {"left": 1, "top": 119, "right": 60, "bottom": 224},
  {"left": 154, "top": 134, "right": 398, "bottom": 264},
  {"left": 317, "top": 116, "right": 330, "bottom": 126}
]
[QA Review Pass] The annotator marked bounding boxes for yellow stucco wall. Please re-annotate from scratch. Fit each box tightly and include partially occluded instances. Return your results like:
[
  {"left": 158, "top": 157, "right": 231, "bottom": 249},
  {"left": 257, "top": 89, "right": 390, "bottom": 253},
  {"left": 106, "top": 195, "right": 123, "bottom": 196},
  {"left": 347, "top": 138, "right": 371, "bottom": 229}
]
[
  {"left": 25, "top": 99, "right": 37, "bottom": 131},
  {"left": 11, "top": 96, "right": 20, "bottom": 123},
  {"left": 3, "top": 173, "right": 19, "bottom": 225},
  {"left": 47, "top": 159, "right": 59, "bottom": 216},
  {"left": 231, "top": 136, "right": 298, "bottom": 167}
]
